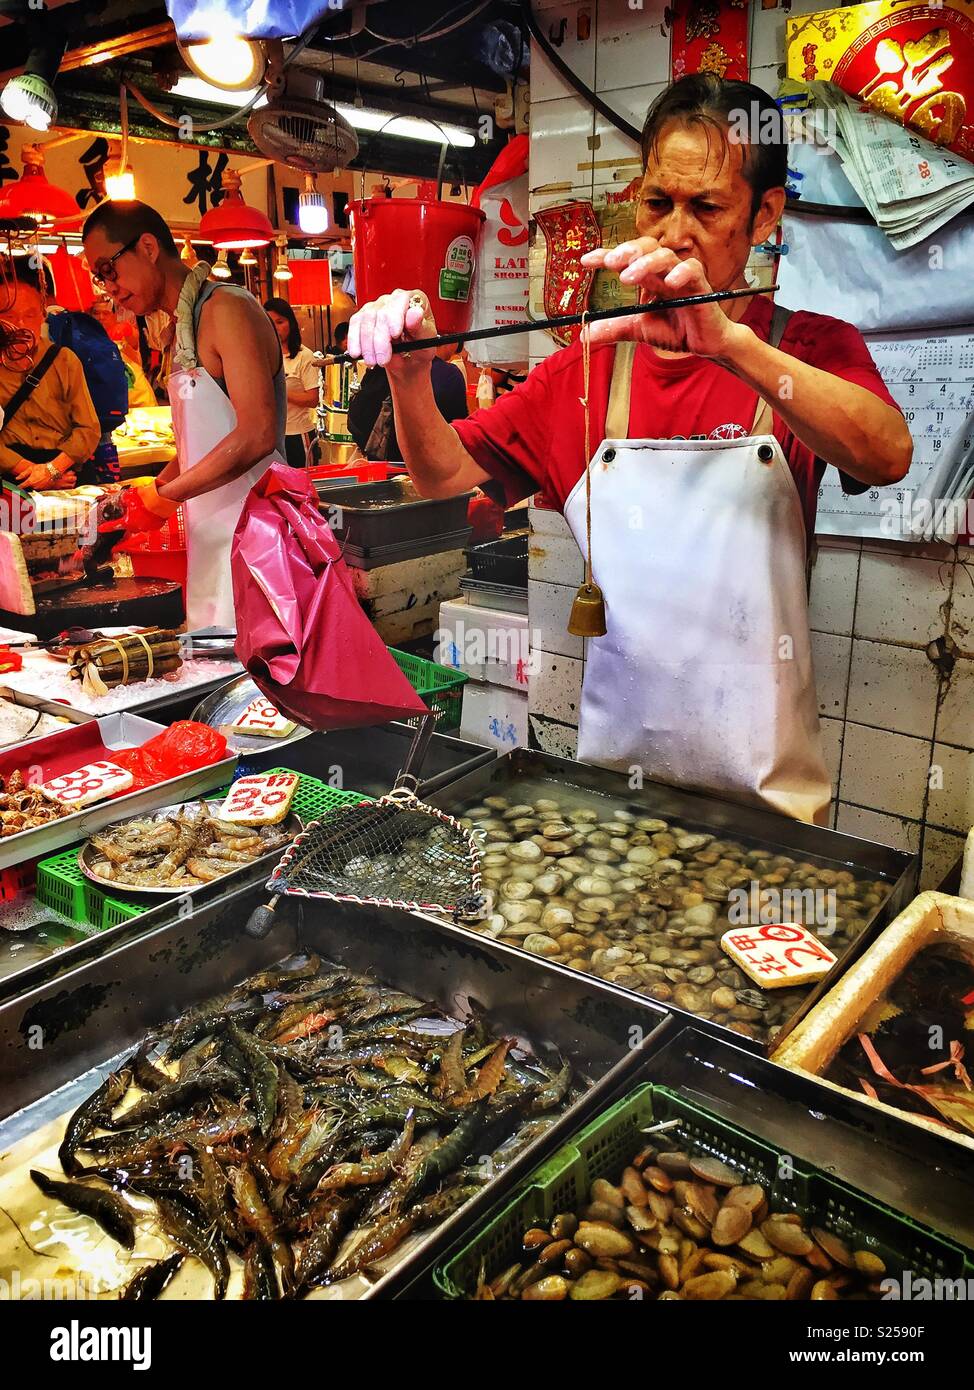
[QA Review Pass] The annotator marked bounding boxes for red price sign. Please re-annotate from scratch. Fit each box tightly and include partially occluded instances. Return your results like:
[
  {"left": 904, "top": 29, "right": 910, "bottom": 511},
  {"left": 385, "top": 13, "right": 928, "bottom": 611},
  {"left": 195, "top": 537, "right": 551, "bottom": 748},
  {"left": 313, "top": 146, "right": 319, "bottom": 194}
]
[
  {"left": 720, "top": 922, "right": 837, "bottom": 990},
  {"left": 41, "top": 760, "right": 134, "bottom": 808},
  {"left": 219, "top": 773, "right": 298, "bottom": 824}
]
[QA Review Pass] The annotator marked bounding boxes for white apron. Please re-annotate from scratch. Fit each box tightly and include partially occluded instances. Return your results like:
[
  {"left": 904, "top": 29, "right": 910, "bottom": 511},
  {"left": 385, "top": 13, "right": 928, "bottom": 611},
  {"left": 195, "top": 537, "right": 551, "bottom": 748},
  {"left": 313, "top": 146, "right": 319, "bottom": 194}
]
[
  {"left": 166, "top": 266, "right": 284, "bottom": 631},
  {"left": 563, "top": 334, "right": 830, "bottom": 825}
]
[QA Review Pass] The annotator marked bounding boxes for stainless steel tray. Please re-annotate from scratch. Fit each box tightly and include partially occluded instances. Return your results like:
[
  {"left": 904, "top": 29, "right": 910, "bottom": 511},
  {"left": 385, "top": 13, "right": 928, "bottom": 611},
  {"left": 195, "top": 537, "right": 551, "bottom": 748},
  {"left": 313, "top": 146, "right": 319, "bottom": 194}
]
[
  {"left": 191, "top": 673, "right": 313, "bottom": 756},
  {"left": 417, "top": 748, "right": 918, "bottom": 1056},
  {"left": 0, "top": 712, "right": 238, "bottom": 871},
  {"left": 0, "top": 883, "right": 672, "bottom": 1299},
  {"left": 78, "top": 798, "right": 302, "bottom": 896}
]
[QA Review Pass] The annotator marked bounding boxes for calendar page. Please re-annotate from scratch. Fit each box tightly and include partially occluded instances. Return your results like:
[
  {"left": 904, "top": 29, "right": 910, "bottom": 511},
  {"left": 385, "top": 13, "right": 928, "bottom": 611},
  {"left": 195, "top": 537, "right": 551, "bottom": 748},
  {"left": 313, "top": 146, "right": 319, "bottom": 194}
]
[{"left": 815, "top": 327, "right": 974, "bottom": 541}]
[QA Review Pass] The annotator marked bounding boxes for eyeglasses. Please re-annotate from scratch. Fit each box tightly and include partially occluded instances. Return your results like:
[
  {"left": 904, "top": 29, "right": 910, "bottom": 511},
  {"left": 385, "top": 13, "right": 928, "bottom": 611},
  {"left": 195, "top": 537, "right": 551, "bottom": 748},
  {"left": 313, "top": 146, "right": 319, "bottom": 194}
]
[{"left": 90, "top": 235, "right": 140, "bottom": 287}]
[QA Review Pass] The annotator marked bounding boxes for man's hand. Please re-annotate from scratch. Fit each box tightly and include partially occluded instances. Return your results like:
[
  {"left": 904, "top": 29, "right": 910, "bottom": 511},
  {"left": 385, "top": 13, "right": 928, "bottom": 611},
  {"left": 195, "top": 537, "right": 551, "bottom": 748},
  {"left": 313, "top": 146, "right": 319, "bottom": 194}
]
[
  {"left": 580, "top": 240, "right": 742, "bottom": 358},
  {"left": 13, "top": 462, "right": 60, "bottom": 491},
  {"left": 347, "top": 289, "right": 437, "bottom": 374}
]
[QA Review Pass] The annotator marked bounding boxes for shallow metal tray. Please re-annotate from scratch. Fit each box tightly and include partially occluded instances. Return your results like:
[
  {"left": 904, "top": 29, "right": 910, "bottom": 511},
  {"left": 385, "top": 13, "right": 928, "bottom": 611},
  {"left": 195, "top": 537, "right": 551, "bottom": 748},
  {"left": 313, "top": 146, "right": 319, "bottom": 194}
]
[
  {"left": 78, "top": 798, "right": 302, "bottom": 896},
  {"left": 417, "top": 748, "right": 917, "bottom": 1057},
  {"left": 0, "top": 712, "right": 237, "bottom": 871},
  {"left": 0, "top": 882, "right": 672, "bottom": 1299},
  {"left": 191, "top": 673, "right": 313, "bottom": 757}
]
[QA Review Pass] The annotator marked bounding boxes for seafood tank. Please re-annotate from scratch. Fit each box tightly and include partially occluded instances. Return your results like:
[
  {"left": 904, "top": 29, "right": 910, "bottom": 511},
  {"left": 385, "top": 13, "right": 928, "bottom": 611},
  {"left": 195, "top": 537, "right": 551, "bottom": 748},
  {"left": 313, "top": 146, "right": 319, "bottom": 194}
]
[
  {"left": 437, "top": 759, "right": 909, "bottom": 1049},
  {"left": 0, "top": 953, "right": 578, "bottom": 1300}
]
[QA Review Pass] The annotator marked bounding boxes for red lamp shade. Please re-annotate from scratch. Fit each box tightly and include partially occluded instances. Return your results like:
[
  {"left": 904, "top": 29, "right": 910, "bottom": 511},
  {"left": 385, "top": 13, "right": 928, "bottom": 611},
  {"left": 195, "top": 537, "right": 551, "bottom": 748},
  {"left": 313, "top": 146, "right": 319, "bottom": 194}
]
[
  {"left": 199, "top": 168, "right": 273, "bottom": 249},
  {"left": 48, "top": 244, "right": 95, "bottom": 311},
  {"left": 0, "top": 145, "right": 80, "bottom": 225}
]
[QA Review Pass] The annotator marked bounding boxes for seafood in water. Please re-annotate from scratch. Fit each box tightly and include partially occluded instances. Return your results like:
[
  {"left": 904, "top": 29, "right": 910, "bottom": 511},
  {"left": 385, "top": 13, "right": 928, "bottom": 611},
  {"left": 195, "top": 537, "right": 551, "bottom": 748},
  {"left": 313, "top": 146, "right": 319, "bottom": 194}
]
[
  {"left": 473, "top": 1136, "right": 891, "bottom": 1301},
  {"left": 459, "top": 788, "right": 893, "bottom": 1046},
  {"left": 85, "top": 801, "right": 293, "bottom": 890},
  {"left": 28, "top": 955, "right": 573, "bottom": 1299}
]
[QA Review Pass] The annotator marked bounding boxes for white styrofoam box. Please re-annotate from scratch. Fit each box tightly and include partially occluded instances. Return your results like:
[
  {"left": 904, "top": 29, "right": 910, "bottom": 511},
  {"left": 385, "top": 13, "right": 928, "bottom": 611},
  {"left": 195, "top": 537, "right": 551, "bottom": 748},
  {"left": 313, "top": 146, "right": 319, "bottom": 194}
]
[
  {"left": 461, "top": 680, "right": 530, "bottom": 752},
  {"left": 529, "top": 97, "right": 597, "bottom": 192},
  {"left": 530, "top": 4, "right": 597, "bottom": 104},
  {"left": 854, "top": 552, "right": 952, "bottom": 648},
  {"left": 348, "top": 550, "right": 467, "bottom": 601},
  {"left": 435, "top": 597, "right": 532, "bottom": 693},
  {"left": 809, "top": 545, "right": 860, "bottom": 638},
  {"left": 529, "top": 578, "right": 584, "bottom": 661},
  {"left": 595, "top": 0, "right": 670, "bottom": 93}
]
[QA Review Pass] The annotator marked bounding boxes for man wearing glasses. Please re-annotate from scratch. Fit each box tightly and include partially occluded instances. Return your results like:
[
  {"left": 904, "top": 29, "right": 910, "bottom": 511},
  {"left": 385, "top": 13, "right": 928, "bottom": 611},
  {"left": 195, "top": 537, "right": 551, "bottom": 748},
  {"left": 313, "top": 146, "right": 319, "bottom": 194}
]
[{"left": 82, "top": 200, "right": 286, "bottom": 630}]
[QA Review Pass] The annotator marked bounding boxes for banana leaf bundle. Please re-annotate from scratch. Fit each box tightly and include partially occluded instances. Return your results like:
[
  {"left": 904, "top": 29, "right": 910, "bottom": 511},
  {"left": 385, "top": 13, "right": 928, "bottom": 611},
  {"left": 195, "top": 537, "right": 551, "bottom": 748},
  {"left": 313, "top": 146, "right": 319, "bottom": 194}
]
[{"left": 69, "top": 629, "right": 182, "bottom": 698}]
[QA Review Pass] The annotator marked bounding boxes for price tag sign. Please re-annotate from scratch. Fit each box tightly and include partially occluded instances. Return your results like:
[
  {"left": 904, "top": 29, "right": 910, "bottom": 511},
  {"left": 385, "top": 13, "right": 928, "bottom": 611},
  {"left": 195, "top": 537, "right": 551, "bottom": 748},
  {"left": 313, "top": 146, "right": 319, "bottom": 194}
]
[
  {"left": 218, "top": 772, "right": 299, "bottom": 825},
  {"left": 719, "top": 923, "right": 838, "bottom": 990},
  {"left": 40, "top": 760, "right": 134, "bottom": 809},
  {"left": 232, "top": 698, "right": 296, "bottom": 739}
]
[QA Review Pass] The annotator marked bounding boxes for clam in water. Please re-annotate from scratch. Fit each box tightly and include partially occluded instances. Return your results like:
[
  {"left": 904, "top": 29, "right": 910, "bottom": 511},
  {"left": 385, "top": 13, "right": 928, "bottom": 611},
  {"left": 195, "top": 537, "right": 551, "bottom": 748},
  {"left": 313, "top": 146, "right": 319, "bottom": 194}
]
[{"left": 461, "top": 790, "right": 891, "bottom": 1045}]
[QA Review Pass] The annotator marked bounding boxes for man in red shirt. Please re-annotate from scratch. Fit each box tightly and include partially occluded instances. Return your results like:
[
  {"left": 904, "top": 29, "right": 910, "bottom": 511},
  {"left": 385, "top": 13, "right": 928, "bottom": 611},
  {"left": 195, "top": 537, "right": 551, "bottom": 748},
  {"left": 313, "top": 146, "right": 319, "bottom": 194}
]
[{"left": 348, "top": 75, "right": 912, "bottom": 822}]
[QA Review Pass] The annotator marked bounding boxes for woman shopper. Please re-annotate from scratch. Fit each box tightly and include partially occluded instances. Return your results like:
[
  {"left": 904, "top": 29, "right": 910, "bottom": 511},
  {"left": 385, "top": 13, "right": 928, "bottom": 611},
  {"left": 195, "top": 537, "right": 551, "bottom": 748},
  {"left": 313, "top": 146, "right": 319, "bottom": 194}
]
[{"left": 264, "top": 297, "right": 320, "bottom": 469}]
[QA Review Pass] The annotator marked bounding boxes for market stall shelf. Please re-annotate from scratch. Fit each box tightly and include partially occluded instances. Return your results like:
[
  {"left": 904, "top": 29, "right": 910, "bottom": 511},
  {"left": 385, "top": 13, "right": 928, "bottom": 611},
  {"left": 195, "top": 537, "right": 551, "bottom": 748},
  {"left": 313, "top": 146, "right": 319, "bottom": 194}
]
[
  {"left": 773, "top": 891, "right": 974, "bottom": 1150},
  {"left": 0, "top": 713, "right": 236, "bottom": 871}
]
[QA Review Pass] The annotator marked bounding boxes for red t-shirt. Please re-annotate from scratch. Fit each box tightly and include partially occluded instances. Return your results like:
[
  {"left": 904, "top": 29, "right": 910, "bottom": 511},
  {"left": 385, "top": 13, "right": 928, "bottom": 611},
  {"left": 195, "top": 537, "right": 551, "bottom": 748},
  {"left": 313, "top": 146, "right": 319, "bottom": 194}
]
[{"left": 453, "top": 298, "right": 901, "bottom": 536}]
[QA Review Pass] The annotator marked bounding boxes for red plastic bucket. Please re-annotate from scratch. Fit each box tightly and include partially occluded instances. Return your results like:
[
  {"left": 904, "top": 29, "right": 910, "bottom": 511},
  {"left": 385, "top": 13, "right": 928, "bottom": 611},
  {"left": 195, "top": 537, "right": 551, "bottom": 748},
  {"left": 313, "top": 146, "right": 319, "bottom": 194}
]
[{"left": 350, "top": 193, "right": 486, "bottom": 336}]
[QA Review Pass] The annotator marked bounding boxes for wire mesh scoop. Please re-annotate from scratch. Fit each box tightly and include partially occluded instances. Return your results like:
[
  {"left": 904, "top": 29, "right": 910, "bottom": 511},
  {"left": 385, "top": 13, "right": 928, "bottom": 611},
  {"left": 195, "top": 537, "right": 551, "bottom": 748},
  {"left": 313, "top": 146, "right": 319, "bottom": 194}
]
[{"left": 244, "top": 714, "right": 487, "bottom": 937}]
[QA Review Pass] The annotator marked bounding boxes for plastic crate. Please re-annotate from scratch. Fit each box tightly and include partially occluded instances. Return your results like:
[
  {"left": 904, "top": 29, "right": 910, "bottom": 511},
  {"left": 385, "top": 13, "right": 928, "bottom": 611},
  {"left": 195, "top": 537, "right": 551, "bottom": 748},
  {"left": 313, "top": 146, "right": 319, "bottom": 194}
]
[
  {"left": 117, "top": 508, "right": 186, "bottom": 554},
  {"left": 388, "top": 648, "right": 468, "bottom": 730},
  {"left": 309, "top": 462, "right": 387, "bottom": 485},
  {"left": 465, "top": 531, "right": 529, "bottom": 587},
  {"left": 433, "top": 1083, "right": 969, "bottom": 1300},
  {"left": 0, "top": 860, "right": 36, "bottom": 902},
  {"left": 36, "top": 848, "right": 146, "bottom": 931},
  {"left": 36, "top": 769, "right": 371, "bottom": 929}
]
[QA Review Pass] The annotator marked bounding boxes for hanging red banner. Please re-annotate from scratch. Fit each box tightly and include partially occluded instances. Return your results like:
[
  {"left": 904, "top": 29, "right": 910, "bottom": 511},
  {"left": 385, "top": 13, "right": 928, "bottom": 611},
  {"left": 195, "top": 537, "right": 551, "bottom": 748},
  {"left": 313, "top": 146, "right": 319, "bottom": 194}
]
[
  {"left": 533, "top": 200, "right": 601, "bottom": 346},
  {"left": 670, "top": 0, "right": 750, "bottom": 83}
]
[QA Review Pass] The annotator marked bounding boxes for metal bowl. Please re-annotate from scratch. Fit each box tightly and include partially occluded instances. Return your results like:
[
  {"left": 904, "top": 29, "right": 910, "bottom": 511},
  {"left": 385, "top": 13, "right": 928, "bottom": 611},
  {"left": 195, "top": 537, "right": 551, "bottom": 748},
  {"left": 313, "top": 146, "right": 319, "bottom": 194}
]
[
  {"left": 78, "top": 798, "right": 302, "bottom": 896},
  {"left": 191, "top": 673, "right": 313, "bottom": 757}
]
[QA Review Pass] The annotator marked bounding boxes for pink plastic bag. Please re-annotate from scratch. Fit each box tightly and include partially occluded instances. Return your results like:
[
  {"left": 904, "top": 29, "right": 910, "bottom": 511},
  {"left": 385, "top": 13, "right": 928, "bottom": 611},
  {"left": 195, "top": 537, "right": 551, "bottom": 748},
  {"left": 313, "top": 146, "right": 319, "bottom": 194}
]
[{"left": 230, "top": 463, "right": 428, "bottom": 730}]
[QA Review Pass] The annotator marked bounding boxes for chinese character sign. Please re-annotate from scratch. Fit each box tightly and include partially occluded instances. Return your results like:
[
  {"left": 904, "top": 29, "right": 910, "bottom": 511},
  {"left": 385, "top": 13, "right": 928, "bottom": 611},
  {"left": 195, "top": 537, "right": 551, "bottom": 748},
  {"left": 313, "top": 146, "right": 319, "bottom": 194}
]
[
  {"left": 720, "top": 923, "right": 838, "bottom": 989},
  {"left": 533, "top": 201, "right": 602, "bottom": 345},
  {"left": 787, "top": 2, "right": 974, "bottom": 162},
  {"left": 670, "top": 0, "right": 750, "bottom": 83},
  {"left": 183, "top": 150, "right": 229, "bottom": 215}
]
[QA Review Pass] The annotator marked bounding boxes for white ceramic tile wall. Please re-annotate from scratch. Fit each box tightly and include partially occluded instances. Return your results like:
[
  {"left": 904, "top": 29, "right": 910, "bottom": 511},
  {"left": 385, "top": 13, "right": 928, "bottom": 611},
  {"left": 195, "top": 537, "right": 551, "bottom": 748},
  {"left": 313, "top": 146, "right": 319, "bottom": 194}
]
[
  {"left": 530, "top": 4, "right": 596, "bottom": 103},
  {"left": 920, "top": 827, "right": 967, "bottom": 891},
  {"left": 810, "top": 631, "right": 851, "bottom": 720},
  {"left": 937, "top": 658, "right": 974, "bottom": 750},
  {"left": 528, "top": 578, "right": 585, "bottom": 660},
  {"left": 808, "top": 546, "right": 859, "bottom": 637},
  {"left": 951, "top": 562, "right": 974, "bottom": 657},
  {"left": 846, "top": 640, "right": 940, "bottom": 741},
  {"left": 836, "top": 803, "right": 921, "bottom": 856},
  {"left": 854, "top": 553, "right": 952, "bottom": 646},
  {"left": 928, "top": 743, "right": 974, "bottom": 834},
  {"left": 594, "top": 0, "right": 670, "bottom": 93}
]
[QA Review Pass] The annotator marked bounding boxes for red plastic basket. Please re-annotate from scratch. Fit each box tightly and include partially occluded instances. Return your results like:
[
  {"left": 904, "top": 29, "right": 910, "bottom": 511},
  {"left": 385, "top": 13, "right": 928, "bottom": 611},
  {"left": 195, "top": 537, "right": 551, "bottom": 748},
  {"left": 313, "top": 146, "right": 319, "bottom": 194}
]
[
  {"left": 0, "top": 860, "right": 36, "bottom": 902},
  {"left": 117, "top": 508, "right": 187, "bottom": 554},
  {"left": 308, "top": 462, "right": 388, "bottom": 485},
  {"left": 129, "top": 550, "right": 187, "bottom": 584}
]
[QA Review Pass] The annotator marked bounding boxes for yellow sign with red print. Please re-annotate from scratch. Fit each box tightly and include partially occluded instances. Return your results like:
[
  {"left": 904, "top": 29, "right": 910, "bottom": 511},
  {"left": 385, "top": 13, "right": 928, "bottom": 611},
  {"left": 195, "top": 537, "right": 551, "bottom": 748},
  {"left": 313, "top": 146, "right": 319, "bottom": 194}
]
[{"left": 786, "top": 2, "right": 974, "bottom": 161}]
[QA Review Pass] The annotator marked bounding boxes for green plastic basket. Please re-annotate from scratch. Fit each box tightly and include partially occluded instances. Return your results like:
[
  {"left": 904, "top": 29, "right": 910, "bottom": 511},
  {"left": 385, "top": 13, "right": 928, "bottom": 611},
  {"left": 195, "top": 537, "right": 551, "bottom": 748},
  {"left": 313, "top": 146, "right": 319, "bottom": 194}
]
[
  {"left": 35, "top": 769, "right": 371, "bottom": 930},
  {"left": 433, "top": 1084, "right": 969, "bottom": 1300},
  {"left": 388, "top": 647, "right": 468, "bottom": 730}
]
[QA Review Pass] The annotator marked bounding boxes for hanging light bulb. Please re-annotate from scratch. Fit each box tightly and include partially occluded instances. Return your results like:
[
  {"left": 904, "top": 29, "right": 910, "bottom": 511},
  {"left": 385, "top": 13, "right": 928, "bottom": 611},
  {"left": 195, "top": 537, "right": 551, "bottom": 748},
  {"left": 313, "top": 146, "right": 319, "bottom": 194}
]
[
  {"left": 238, "top": 246, "right": 256, "bottom": 266},
  {"left": 297, "top": 174, "right": 329, "bottom": 236},
  {"left": 176, "top": 34, "right": 265, "bottom": 91},
  {"left": 179, "top": 237, "right": 198, "bottom": 265},
  {"left": 211, "top": 249, "right": 232, "bottom": 279},
  {"left": 272, "top": 234, "right": 291, "bottom": 281},
  {"left": 104, "top": 85, "right": 136, "bottom": 201}
]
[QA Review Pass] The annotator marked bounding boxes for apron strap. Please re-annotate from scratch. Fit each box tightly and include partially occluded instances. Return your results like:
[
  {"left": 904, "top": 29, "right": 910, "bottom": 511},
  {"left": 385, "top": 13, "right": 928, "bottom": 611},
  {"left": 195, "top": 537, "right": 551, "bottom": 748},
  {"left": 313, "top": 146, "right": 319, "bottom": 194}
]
[
  {"left": 750, "top": 302, "right": 793, "bottom": 436},
  {"left": 605, "top": 341, "right": 635, "bottom": 439}
]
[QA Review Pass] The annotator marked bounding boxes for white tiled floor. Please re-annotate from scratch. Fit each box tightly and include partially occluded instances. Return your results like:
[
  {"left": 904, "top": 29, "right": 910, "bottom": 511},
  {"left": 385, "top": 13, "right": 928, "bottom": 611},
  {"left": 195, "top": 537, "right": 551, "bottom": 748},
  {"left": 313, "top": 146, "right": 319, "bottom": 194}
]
[
  {"left": 927, "top": 743, "right": 974, "bottom": 834},
  {"left": 836, "top": 803, "right": 921, "bottom": 855},
  {"left": 839, "top": 722, "right": 931, "bottom": 821},
  {"left": 936, "top": 655, "right": 974, "bottom": 751},
  {"left": 846, "top": 640, "right": 941, "bottom": 741},
  {"left": 808, "top": 546, "right": 860, "bottom": 637},
  {"left": 920, "top": 826, "right": 966, "bottom": 891},
  {"left": 853, "top": 552, "right": 952, "bottom": 647},
  {"left": 811, "top": 631, "right": 851, "bottom": 719}
]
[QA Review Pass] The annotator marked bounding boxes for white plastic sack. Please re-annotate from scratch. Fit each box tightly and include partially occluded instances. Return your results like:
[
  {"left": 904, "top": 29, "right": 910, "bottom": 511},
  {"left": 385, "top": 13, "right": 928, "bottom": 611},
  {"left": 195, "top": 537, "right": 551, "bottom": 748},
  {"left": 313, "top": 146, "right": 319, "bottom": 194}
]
[{"left": 467, "top": 135, "right": 531, "bottom": 369}]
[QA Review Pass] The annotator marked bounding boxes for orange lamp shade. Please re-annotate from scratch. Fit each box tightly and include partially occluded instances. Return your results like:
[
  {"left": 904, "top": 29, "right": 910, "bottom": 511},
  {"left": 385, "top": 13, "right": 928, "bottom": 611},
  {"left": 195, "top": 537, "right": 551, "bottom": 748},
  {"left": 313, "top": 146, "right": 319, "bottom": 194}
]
[
  {"left": 200, "top": 170, "right": 273, "bottom": 249},
  {"left": 0, "top": 164, "right": 80, "bottom": 224}
]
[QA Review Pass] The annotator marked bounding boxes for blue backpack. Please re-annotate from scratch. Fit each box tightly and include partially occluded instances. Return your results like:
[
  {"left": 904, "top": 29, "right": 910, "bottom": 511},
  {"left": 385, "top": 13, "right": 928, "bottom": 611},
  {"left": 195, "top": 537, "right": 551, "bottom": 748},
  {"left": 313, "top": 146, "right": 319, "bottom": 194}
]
[{"left": 46, "top": 311, "right": 128, "bottom": 432}]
